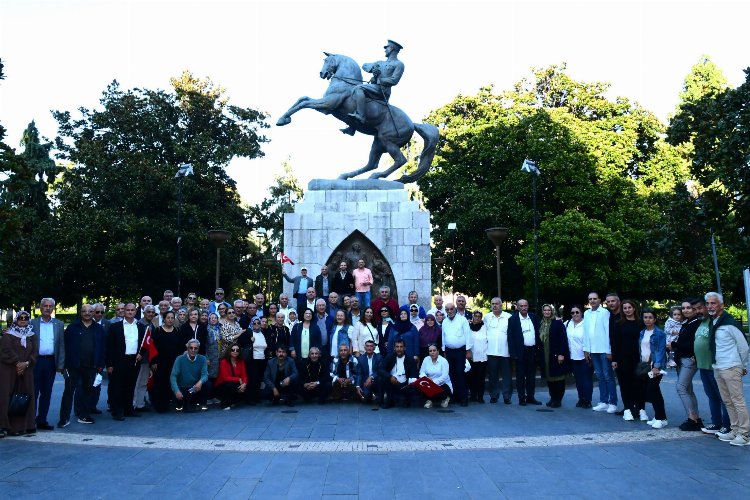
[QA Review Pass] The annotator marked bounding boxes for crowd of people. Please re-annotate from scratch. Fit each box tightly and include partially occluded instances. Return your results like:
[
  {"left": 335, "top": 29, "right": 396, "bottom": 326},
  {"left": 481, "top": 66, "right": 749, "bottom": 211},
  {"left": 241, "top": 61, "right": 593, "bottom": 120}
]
[{"left": 0, "top": 277, "right": 748, "bottom": 447}]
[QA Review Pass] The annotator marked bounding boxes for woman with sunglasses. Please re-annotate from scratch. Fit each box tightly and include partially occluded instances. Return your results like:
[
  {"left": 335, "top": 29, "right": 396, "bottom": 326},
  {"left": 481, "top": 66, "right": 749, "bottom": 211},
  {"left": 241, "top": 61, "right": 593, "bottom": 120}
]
[
  {"left": 219, "top": 308, "right": 245, "bottom": 359},
  {"left": 0, "top": 311, "right": 37, "bottom": 436},
  {"left": 215, "top": 343, "right": 247, "bottom": 409},
  {"left": 150, "top": 310, "right": 183, "bottom": 413},
  {"left": 375, "top": 306, "right": 393, "bottom": 355},
  {"left": 566, "top": 305, "right": 593, "bottom": 409}
]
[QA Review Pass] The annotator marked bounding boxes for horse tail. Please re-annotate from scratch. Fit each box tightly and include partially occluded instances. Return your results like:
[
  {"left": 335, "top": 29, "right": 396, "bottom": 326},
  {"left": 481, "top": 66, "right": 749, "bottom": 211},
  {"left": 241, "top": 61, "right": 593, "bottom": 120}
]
[{"left": 398, "top": 123, "right": 440, "bottom": 183}]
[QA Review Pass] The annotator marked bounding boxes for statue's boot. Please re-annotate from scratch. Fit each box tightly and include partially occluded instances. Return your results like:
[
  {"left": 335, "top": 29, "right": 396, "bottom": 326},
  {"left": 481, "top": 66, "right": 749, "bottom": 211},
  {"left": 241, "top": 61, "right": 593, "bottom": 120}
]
[
  {"left": 347, "top": 111, "right": 365, "bottom": 124},
  {"left": 340, "top": 126, "right": 356, "bottom": 136}
]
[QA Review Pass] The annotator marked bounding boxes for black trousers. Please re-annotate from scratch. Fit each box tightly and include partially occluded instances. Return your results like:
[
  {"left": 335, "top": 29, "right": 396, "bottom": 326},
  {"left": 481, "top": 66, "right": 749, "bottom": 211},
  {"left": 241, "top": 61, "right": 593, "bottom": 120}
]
[
  {"left": 217, "top": 381, "right": 243, "bottom": 408},
  {"left": 547, "top": 379, "right": 566, "bottom": 403},
  {"left": 468, "top": 360, "right": 487, "bottom": 400},
  {"left": 516, "top": 346, "right": 538, "bottom": 401},
  {"left": 298, "top": 381, "right": 331, "bottom": 403},
  {"left": 635, "top": 373, "right": 666, "bottom": 420},
  {"left": 616, "top": 363, "right": 638, "bottom": 413},
  {"left": 445, "top": 347, "right": 468, "bottom": 402},
  {"left": 109, "top": 355, "right": 140, "bottom": 418},
  {"left": 60, "top": 367, "right": 96, "bottom": 422}
]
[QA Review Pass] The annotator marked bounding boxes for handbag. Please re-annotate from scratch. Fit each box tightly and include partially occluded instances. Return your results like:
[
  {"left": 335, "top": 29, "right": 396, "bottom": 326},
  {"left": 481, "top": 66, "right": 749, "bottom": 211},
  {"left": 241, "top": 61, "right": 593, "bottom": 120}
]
[
  {"left": 635, "top": 361, "right": 651, "bottom": 379},
  {"left": 8, "top": 376, "right": 31, "bottom": 417}
]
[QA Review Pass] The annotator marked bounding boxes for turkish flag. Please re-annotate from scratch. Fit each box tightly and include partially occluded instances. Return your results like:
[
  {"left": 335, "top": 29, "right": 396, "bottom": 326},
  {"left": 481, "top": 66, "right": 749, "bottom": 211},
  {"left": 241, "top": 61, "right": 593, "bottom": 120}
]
[
  {"left": 279, "top": 252, "right": 294, "bottom": 265},
  {"left": 143, "top": 326, "right": 158, "bottom": 362},
  {"left": 410, "top": 376, "right": 444, "bottom": 398}
]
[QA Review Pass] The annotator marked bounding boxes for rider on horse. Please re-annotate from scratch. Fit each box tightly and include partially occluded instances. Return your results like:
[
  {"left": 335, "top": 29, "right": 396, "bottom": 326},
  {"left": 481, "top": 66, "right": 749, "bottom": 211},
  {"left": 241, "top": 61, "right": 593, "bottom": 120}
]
[{"left": 342, "top": 40, "right": 405, "bottom": 136}]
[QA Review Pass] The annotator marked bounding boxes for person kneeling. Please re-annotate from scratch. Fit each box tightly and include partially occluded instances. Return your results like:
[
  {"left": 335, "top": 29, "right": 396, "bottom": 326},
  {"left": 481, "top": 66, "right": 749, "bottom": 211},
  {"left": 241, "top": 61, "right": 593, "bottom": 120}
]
[
  {"left": 330, "top": 344, "right": 358, "bottom": 402},
  {"left": 378, "top": 339, "right": 418, "bottom": 408},
  {"left": 263, "top": 345, "right": 298, "bottom": 406},
  {"left": 299, "top": 347, "right": 331, "bottom": 404},
  {"left": 170, "top": 339, "right": 211, "bottom": 411},
  {"left": 356, "top": 340, "right": 383, "bottom": 404},
  {"left": 215, "top": 343, "right": 247, "bottom": 410},
  {"left": 417, "top": 343, "right": 453, "bottom": 408}
]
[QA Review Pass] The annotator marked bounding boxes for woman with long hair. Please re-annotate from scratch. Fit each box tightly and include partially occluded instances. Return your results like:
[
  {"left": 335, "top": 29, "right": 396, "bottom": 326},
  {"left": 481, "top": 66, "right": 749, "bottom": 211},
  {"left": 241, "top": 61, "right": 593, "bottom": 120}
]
[
  {"left": 352, "top": 307, "right": 377, "bottom": 356},
  {"left": 219, "top": 307, "right": 245, "bottom": 359},
  {"left": 638, "top": 308, "right": 668, "bottom": 428},
  {"left": 611, "top": 299, "right": 645, "bottom": 421},
  {"left": 179, "top": 308, "right": 208, "bottom": 355},
  {"left": 215, "top": 343, "right": 247, "bottom": 409}
]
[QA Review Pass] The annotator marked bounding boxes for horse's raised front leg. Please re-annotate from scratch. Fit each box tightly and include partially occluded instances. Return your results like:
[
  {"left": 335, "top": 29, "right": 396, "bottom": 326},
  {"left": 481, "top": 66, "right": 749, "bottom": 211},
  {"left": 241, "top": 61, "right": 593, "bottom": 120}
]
[
  {"left": 339, "top": 138, "right": 385, "bottom": 179},
  {"left": 276, "top": 97, "right": 311, "bottom": 126},
  {"left": 369, "top": 140, "right": 407, "bottom": 179}
]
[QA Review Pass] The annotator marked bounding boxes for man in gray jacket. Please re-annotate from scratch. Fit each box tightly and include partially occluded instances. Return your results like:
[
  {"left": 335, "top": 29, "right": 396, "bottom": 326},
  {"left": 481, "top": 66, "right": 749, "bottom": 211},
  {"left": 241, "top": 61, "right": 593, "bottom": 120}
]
[{"left": 707, "top": 292, "right": 750, "bottom": 446}]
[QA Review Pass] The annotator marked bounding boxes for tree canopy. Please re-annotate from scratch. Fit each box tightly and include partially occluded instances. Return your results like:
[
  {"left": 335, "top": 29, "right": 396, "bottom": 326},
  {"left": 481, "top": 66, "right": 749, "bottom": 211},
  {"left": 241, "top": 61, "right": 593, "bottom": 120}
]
[{"left": 418, "top": 64, "right": 732, "bottom": 307}]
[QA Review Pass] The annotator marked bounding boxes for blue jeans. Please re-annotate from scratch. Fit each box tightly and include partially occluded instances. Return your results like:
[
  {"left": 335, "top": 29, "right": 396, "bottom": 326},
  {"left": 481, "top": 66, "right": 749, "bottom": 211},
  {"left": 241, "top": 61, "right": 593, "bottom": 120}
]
[
  {"left": 356, "top": 291, "right": 371, "bottom": 308},
  {"left": 699, "top": 368, "right": 730, "bottom": 428},
  {"left": 590, "top": 353, "right": 617, "bottom": 405},
  {"left": 571, "top": 359, "right": 594, "bottom": 402}
]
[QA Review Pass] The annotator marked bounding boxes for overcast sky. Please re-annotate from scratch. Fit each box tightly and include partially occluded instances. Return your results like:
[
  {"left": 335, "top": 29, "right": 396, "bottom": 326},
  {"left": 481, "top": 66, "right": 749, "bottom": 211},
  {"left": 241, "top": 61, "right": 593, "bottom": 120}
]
[{"left": 2, "top": 0, "right": 747, "bottom": 205}]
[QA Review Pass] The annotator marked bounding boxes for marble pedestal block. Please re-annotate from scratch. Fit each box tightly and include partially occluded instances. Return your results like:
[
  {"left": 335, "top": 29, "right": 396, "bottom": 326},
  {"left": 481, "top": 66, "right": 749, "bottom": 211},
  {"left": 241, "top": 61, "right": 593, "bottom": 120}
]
[{"left": 283, "top": 180, "right": 431, "bottom": 309}]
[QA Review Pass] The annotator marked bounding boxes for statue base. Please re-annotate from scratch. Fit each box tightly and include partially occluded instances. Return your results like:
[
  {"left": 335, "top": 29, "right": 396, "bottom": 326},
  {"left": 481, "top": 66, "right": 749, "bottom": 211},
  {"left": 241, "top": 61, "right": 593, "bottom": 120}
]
[{"left": 283, "top": 184, "right": 431, "bottom": 308}]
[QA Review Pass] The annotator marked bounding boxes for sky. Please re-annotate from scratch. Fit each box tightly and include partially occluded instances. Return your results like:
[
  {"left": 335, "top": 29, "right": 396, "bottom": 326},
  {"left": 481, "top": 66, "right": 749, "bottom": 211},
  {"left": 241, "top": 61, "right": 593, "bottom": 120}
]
[{"left": 1, "top": 0, "right": 748, "bottom": 206}]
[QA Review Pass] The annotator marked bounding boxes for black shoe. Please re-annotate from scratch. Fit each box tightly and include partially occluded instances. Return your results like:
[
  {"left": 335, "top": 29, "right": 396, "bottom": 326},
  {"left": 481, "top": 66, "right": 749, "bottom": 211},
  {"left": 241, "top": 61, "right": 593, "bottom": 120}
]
[
  {"left": 581, "top": 400, "right": 592, "bottom": 409},
  {"left": 37, "top": 423, "right": 54, "bottom": 431},
  {"left": 25, "top": 428, "right": 36, "bottom": 435},
  {"left": 460, "top": 399, "right": 469, "bottom": 407},
  {"left": 615, "top": 409, "right": 625, "bottom": 416},
  {"left": 546, "top": 401, "right": 554, "bottom": 407},
  {"left": 504, "top": 398, "right": 512, "bottom": 405},
  {"left": 575, "top": 399, "right": 583, "bottom": 408},
  {"left": 549, "top": 401, "right": 562, "bottom": 408},
  {"left": 113, "top": 416, "right": 125, "bottom": 421},
  {"left": 124, "top": 412, "right": 141, "bottom": 417},
  {"left": 679, "top": 419, "right": 702, "bottom": 431},
  {"left": 519, "top": 399, "right": 527, "bottom": 406},
  {"left": 285, "top": 399, "right": 295, "bottom": 407},
  {"left": 57, "top": 419, "right": 70, "bottom": 428},
  {"left": 490, "top": 397, "right": 498, "bottom": 404},
  {"left": 527, "top": 398, "right": 542, "bottom": 405},
  {"left": 270, "top": 398, "right": 280, "bottom": 406}
]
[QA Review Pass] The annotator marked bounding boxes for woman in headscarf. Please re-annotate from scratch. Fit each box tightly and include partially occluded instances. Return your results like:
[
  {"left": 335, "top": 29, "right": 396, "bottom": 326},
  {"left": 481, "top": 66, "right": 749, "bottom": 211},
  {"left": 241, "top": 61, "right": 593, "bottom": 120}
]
[
  {"left": 204, "top": 311, "right": 221, "bottom": 384},
  {"left": 418, "top": 314, "right": 442, "bottom": 363},
  {"left": 539, "top": 304, "right": 570, "bottom": 408},
  {"left": 387, "top": 309, "right": 419, "bottom": 364},
  {"left": 0, "top": 311, "right": 37, "bottom": 436}
]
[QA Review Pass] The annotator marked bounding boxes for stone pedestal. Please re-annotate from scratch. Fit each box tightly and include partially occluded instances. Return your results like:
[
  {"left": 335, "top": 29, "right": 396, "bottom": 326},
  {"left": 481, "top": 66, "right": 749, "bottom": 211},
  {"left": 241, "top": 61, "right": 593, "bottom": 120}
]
[{"left": 283, "top": 180, "right": 431, "bottom": 309}]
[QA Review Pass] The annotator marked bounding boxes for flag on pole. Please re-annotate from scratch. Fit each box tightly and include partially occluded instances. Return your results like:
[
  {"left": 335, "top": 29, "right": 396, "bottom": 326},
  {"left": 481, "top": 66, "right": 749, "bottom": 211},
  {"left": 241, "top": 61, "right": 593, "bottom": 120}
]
[
  {"left": 142, "top": 326, "right": 158, "bottom": 362},
  {"left": 279, "top": 252, "right": 294, "bottom": 265},
  {"left": 521, "top": 158, "right": 540, "bottom": 175}
]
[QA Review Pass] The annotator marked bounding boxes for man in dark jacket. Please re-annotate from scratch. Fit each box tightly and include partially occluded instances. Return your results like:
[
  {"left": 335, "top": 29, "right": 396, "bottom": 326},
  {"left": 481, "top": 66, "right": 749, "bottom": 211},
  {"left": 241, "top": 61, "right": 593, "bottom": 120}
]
[
  {"left": 263, "top": 345, "right": 299, "bottom": 406},
  {"left": 58, "top": 304, "right": 106, "bottom": 427},
  {"left": 378, "top": 339, "right": 418, "bottom": 408},
  {"left": 356, "top": 340, "right": 383, "bottom": 403},
  {"left": 507, "top": 299, "right": 542, "bottom": 406},
  {"left": 298, "top": 347, "right": 331, "bottom": 404},
  {"left": 106, "top": 303, "right": 147, "bottom": 421}
]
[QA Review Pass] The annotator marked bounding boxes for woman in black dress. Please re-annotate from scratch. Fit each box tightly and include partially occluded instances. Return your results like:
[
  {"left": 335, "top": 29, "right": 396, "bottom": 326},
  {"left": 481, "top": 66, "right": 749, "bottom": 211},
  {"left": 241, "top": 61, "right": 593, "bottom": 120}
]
[{"left": 149, "top": 311, "right": 184, "bottom": 413}]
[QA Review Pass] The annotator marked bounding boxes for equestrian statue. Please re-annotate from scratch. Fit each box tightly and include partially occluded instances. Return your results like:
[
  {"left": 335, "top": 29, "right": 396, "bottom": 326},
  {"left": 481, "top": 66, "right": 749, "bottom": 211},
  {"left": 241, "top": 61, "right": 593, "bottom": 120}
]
[{"left": 276, "top": 40, "right": 439, "bottom": 183}]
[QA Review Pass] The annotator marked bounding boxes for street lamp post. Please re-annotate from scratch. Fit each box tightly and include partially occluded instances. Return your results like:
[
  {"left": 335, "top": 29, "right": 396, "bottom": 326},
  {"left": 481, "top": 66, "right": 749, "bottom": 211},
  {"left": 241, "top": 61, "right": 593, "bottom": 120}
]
[
  {"left": 485, "top": 227, "right": 508, "bottom": 299},
  {"left": 433, "top": 256, "right": 447, "bottom": 297},
  {"left": 447, "top": 222, "right": 457, "bottom": 298},
  {"left": 521, "top": 159, "right": 541, "bottom": 312},
  {"left": 263, "top": 258, "right": 276, "bottom": 300},
  {"left": 208, "top": 230, "right": 231, "bottom": 290},
  {"left": 175, "top": 163, "right": 193, "bottom": 297}
]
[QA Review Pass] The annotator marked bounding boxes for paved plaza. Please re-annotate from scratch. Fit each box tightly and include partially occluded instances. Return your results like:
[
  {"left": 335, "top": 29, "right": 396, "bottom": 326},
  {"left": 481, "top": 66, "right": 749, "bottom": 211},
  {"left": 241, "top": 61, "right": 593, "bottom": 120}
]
[{"left": 1, "top": 374, "right": 748, "bottom": 499}]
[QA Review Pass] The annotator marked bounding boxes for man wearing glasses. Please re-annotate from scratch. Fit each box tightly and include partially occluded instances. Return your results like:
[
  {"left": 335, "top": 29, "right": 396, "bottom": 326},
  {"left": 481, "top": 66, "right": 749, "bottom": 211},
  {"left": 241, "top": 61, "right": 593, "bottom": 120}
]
[
  {"left": 106, "top": 303, "right": 147, "bottom": 420},
  {"left": 30, "top": 298, "right": 65, "bottom": 430},
  {"left": 170, "top": 339, "right": 210, "bottom": 411},
  {"left": 583, "top": 292, "right": 617, "bottom": 414},
  {"left": 209, "top": 288, "right": 231, "bottom": 314}
]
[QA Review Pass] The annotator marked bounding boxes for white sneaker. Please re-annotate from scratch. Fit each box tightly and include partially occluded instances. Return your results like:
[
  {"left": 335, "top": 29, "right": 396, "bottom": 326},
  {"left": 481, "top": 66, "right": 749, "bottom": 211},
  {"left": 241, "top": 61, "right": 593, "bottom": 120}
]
[
  {"left": 651, "top": 419, "right": 668, "bottom": 429},
  {"left": 606, "top": 404, "right": 617, "bottom": 414},
  {"left": 646, "top": 418, "right": 656, "bottom": 425},
  {"left": 622, "top": 409, "right": 634, "bottom": 421},
  {"left": 592, "top": 402, "right": 608, "bottom": 412},
  {"left": 639, "top": 410, "right": 649, "bottom": 421},
  {"left": 717, "top": 430, "right": 737, "bottom": 441},
  {"left": 729, "top": 434, "right": 750, "bottom": 447},
  {"left": 441, "top": 397, "right": 450, "bottom": 408},
  {"left": 424, "top": 400, "right": 433, "bottom": 409}
]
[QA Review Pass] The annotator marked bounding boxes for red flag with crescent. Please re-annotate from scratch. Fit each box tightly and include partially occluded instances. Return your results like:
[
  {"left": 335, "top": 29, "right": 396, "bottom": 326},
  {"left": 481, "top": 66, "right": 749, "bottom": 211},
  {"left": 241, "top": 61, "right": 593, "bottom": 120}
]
[
  {"left": 410, "top": 376, "right": 443, "bottom": 398},
  {"left": 279, "top": 252, "right": 294, "bottom": 264}
]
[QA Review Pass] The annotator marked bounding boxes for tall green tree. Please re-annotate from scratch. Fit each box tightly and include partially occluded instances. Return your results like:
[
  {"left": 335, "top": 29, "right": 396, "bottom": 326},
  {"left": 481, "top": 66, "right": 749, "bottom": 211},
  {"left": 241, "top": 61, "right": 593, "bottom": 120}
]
[
  {"left": 419, "top": 65, "right": 703, "bottom": 306},
  {"left": 50, "top": 71, "right": 269, "bottom": 304},
  {"left": 667, "top": 58, "right": 749, "bottom": 276}
]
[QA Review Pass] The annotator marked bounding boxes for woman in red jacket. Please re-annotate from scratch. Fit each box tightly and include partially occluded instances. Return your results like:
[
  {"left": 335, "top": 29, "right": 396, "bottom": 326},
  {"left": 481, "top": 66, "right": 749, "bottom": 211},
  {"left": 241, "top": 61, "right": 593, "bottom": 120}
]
[{"left": 215, "top": 343, "right": 247, "bottom": 410}]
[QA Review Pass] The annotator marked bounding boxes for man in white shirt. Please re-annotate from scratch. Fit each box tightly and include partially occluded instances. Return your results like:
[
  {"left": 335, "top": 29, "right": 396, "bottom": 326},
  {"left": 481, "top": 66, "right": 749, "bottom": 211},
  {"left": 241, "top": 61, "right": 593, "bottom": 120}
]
[
  {"left": 278, "top": 293, "right": 292, "bottom": 321},
  {"left": 378, "top": 339, "right": 418, "bottom": 408},
  {"left": 30, "top": 297, "right": 65, "bottom": 430},
  {"left": 484, "top": 297, "right": 513, "bottom": 404},
  {"left": 426, "top": 295, "right": 446, "bottom": 317},
  {"left": 583, "top": 291, "right": 617, "bottom": 413},
  {"left": 441, "top": 303, "right": 473, "bottom": 407},
  {"left": 106, "top": 303, "right": 146, "bottom": 421}
]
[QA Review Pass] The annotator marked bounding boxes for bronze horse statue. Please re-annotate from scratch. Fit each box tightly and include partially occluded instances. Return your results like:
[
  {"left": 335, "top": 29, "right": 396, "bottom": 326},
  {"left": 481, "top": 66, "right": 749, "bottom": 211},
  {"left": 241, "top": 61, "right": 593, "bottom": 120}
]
[{"left": 276, "top": 53, "right": 439, "bottom": 183}]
